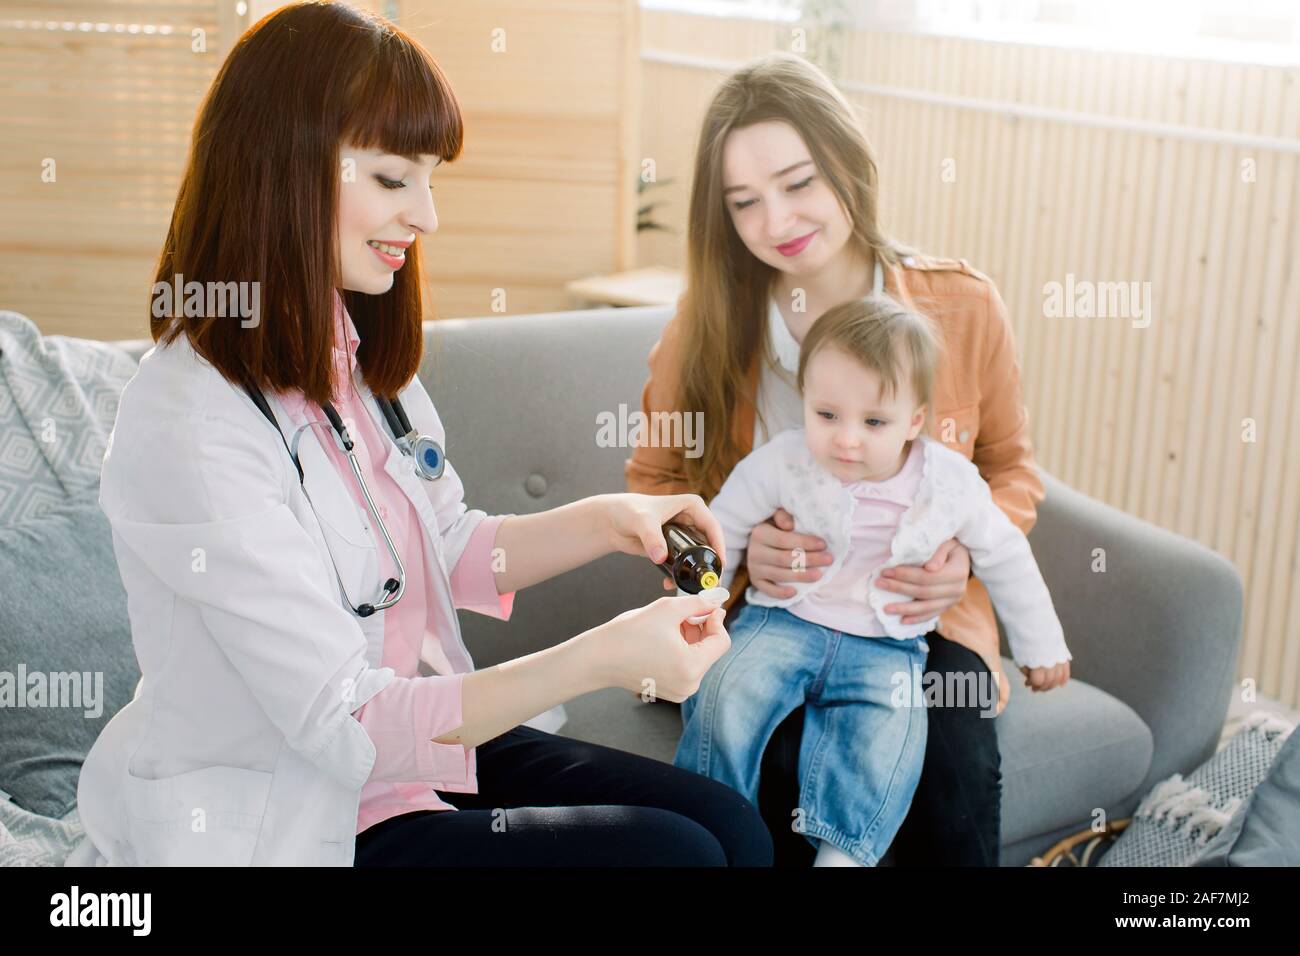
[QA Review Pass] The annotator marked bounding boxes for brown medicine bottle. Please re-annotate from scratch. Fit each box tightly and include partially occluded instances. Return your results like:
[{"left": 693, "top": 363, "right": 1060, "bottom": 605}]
[{"left": 657, "top": 521, "right": 722, "bottom": 594}]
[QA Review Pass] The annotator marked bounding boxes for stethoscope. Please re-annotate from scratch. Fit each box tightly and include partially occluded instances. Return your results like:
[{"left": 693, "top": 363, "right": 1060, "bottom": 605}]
[{"left": 242, "top": 382, "right": 445, "bottom": 617}]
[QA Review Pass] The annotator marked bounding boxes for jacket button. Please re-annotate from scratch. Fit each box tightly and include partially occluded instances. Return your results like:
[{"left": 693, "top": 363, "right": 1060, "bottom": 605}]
[
  {"left": 525, "top": 473, "right": 547, "bottom": 498},
  {"left": 903, "top": 256, "right": 915, "bottom": 266}
]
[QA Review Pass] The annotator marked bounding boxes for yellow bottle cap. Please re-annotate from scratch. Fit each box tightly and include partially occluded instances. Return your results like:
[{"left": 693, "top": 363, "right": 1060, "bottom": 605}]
[{"left": 700, "top": 571, "right": 720, "bottom": 590}]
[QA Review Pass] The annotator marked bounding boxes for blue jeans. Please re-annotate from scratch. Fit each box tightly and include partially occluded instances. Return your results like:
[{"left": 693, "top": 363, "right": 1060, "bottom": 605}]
[{"left": 675, "top": 604, "right": 930, "bottom": 866}]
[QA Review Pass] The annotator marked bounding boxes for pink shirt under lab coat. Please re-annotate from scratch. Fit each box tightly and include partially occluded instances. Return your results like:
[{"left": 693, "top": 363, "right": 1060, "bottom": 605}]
[{"left": 281, "top": 292, "right": 515, "bottom": 834}]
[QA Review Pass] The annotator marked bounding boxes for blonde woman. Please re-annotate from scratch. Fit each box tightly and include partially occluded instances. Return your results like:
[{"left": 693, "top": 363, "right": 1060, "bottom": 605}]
[{"left": 627, "top": 52, "right": 1059, "bottom": 866}]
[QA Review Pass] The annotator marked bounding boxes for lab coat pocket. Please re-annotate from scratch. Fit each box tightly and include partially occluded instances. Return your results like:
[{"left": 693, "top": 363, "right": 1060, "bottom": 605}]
[
  {"left": 295, "top": 439, "right": 378, "bottom": 602},
  {"left": 316, "top": 522, "right": 378, "bottom": 610},
  {"left": 933, "top": 403, "right": 980, "bottom": 460},
  {"left": 124, "top": 764, "right": 274, "bottom": 866},
  {"left": 297, "top": 433, "right": 374, "bottom": 548}
]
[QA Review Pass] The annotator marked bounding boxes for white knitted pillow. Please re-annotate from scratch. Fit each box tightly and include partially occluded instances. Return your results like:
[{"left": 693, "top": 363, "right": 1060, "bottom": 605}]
[{"left": 1100, "top": 711, "right": 1295, "bottom": 867}]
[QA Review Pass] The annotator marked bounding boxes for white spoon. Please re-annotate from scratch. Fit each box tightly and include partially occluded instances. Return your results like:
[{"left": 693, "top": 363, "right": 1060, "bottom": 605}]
[{"left": 686, "top": 586, "right": 730, "bottom": 625}]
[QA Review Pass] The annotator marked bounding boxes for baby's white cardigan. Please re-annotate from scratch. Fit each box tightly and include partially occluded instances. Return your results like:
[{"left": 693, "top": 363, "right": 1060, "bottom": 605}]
[{"left": 709, "top": 428, "right": 1072, "bottom": 670}]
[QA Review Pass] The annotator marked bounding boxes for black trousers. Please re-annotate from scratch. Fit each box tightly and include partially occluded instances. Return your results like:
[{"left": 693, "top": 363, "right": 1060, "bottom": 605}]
[
  {"left": 354, "top": 723, "right": 774, "bottom": 866},
  {"left": 731, "top": 599, "right": 1004, "bottom": 867}
]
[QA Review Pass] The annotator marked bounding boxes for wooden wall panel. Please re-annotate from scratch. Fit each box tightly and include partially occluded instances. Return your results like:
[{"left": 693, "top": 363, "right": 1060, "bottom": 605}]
[
  {"left": 0, "top": 0, "right": 234, "bottom": 340},
  {"left": 399, "top": 0, "right": 639, "bottom": 319},
  {"left": 0, "top": 0, "right": 639, "bottom": 335}
]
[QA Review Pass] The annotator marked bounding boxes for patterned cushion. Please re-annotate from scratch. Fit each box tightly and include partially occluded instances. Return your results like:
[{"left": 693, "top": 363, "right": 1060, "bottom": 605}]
[
  {"left": 1100, "top": 711, "right": 1294, "bottom": 866},
  {"left": 1194, "top": 718, "right": 1300, "bottom": 866},
  {"left": 0, "top": 311, "right": 141, "bottom": 818},
  {"left": 0, "top": 310, "right": 136, "bottom": 527}
]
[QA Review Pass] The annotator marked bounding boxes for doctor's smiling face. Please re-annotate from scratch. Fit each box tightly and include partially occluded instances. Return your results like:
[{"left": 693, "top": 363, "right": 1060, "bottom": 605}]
[{"left": 336, "top": 144, "right": 440, "bottom": 295}]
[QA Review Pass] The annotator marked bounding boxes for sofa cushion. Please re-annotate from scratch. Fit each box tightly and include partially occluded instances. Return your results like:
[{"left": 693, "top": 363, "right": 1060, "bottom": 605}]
[
  {"left": 995, "top": 657, "right": 1152, "bottom": 844},
  {"left": 0, "top": 310, "right": 136, "bottom": 527},
  {"left": 0, "top": 500, "right": 139, "bottom": 818}
]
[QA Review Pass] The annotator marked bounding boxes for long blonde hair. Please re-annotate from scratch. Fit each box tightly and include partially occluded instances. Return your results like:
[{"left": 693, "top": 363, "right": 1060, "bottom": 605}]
[{"left": 678, "top": 52, "right": 913, "bottom": 497}]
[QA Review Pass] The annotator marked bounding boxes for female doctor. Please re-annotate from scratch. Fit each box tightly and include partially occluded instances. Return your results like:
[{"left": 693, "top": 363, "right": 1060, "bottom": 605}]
[{"left": 69, "top": 1, "right": 772, "bottom": 867}]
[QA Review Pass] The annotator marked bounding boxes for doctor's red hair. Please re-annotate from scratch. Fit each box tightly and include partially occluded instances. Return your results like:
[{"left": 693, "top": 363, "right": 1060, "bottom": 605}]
[{"left": 150, "top": 0, "right": 463, "bottom": 405}]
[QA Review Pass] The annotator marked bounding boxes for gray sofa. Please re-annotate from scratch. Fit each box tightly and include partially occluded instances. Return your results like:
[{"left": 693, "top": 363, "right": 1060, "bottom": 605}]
[{"left": 115, "top": 304, "right": 1245, "bottom": 867}]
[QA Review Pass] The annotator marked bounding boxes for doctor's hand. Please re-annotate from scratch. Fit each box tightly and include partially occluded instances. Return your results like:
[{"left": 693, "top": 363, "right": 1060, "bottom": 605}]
[
  {"left": 879, "top": 538, "right": 971, "bottom": 625},
  {"left": 584, "top": 594, "right": 732, "bottom": 702},
  {"left": 746, "top": 508, "right": 835, "bottom": 599},
  {"left": 594, "top": 493, "right": 725, "bottom": 587}
]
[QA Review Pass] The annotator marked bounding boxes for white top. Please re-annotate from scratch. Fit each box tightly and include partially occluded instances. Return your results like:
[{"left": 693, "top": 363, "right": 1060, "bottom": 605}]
[{"left": 709, "top": 428, "right": 1072, "bottom": 668}]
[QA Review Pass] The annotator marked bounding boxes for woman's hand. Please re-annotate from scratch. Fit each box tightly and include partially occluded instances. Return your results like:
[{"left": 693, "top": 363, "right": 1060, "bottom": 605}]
[
  {"left": 584, "top": 594, "right": 732, "bottom": 702},
  {"left": 879, "top": 538, "right": 971, "bottom": 625},
  {"left": 1020, "top": 660, "right": 1070, "bottom": 692},
  {"left": 594, "top": 493, "right": 725, "bottom": 589},
  {"left": 745, "top": 508, "right": 835, "bottom": 599}
]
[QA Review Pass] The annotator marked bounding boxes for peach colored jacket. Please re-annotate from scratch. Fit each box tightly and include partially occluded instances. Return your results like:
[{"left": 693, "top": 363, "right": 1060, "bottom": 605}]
[{"left": 624, "top": 254, "right": 1045, "bottom": 716}]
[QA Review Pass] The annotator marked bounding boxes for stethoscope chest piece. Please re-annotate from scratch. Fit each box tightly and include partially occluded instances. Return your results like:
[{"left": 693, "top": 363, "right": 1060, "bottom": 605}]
[{"left": 412, "top": 434, "right": 446, "bottom": 481}]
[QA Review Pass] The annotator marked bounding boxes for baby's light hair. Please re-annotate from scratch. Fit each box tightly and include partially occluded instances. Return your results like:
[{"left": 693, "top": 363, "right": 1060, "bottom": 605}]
[{"left": 796, "top": 295, "right": 943, "bottom": 433}]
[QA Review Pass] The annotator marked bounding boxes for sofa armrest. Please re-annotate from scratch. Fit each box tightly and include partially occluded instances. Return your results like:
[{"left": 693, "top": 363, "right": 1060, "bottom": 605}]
[{"left": 1012, "top": 470, "right": 1244, "bottom": 798}]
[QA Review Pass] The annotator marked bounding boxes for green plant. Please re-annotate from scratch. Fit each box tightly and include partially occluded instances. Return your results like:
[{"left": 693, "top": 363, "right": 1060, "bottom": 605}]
[{"left": 637, "top": 175, "right": 676, "bottom": 233}]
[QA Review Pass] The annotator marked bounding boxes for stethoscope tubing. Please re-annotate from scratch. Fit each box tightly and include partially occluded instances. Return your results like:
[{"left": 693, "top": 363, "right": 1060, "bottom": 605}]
[{"left": 243, "top": 382, "right": 440, "bottom": 617}]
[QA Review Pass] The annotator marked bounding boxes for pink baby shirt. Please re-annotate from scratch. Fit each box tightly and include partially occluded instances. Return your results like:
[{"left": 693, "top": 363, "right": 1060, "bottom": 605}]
[
  {"left": 281, "top": 292, "right": 515, "bottom": 834},
  {"left": 786, "top": 438, "right": 926, "bottom": 638}
]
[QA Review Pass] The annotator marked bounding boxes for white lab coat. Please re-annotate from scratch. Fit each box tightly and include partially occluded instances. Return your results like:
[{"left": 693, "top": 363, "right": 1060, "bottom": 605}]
[{"left": 65, "top": 330, "right": 492, "bottom": 866}]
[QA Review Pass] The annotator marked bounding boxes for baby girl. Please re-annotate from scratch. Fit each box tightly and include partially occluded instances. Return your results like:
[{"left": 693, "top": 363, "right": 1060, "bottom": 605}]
[{"left": 676, "top": 294, "right": 1073, "bottom": 867}]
